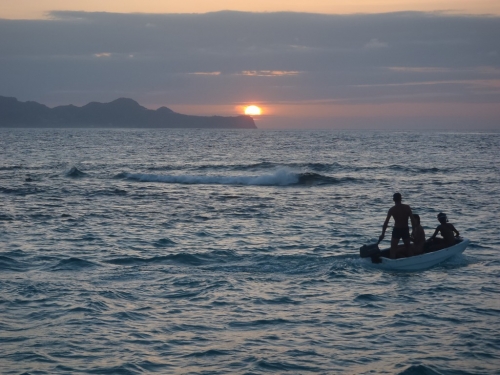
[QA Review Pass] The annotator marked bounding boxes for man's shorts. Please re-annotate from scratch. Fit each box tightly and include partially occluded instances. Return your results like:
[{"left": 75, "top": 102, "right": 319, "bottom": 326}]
[{"left": 392, "top": 227, "right": 410, "bottom": 240}]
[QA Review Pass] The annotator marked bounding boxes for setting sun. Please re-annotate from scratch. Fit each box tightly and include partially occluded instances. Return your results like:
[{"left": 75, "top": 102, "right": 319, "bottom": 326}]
[{"left": 244, "top": 105, "right": 262, "bottom": 116}]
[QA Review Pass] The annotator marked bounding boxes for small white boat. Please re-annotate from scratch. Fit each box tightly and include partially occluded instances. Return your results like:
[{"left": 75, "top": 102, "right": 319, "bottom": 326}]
[{"left": 360, "top": 237, "right": 470, "bottom": 271}]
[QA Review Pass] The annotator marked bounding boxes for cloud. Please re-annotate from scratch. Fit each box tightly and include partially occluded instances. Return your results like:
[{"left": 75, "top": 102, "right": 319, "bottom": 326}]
[
  {"left": 238, "top": 70, "right": 301, "bottom": 77},
  {"left": 364, "top": 38, "right": 388, "bottom": 49},
  {"left": 189, "top": 72, "right": 221, "bottom": 76},
  {"left": 387, "top": 67, "right": 452, "bottom": 73},
  {"left": 0, "top": 11, "right": 499, "bottom": 128},
  {"left": 352, "top": 79, "right": 500, "bottom": 90}
]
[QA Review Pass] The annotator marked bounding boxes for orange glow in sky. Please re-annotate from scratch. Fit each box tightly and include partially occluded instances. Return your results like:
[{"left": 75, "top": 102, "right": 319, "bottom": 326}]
[{"left": 2, "top": 0, "right": 500, "bottom": 19}]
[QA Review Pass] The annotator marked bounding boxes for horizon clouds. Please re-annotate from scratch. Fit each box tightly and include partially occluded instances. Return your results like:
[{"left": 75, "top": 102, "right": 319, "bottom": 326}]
[{"left": 1, "top": 11, "right": 499, "bottom": 129}]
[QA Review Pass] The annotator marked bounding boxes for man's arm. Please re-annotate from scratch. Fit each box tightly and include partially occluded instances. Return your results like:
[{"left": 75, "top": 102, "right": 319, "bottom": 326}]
[
  {"left": 379, "top": 210, "right": 392, "bottom": 242},
  {"left": 429, "top": 226, "right": 440, "bottom": 241},
  {"left": 408, "top": 206, "right": 416, "bottom": 229},
  {"left": 450, "top": 224, "right": 460, "bottom": 237}
]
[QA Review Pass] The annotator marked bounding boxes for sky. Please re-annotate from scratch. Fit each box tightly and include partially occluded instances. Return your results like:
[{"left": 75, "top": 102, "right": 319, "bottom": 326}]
[{"left": 1, "top": 1, "right": 499, "bottom": 129}]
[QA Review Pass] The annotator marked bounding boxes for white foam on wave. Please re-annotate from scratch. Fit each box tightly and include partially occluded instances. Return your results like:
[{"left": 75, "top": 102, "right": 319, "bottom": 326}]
[{"left": 124, "top": 168, "right": 300, "bottom": 186}]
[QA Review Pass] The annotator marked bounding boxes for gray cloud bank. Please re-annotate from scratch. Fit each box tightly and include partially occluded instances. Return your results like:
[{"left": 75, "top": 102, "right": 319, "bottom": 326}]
[{"left": 0, "top": 11, "right": 499, "bottom": 128}]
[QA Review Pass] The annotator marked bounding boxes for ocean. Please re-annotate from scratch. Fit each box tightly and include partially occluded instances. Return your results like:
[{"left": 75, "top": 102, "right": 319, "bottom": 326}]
[{"left": 0, "top": 129, "right": 499, "bottom": 375}]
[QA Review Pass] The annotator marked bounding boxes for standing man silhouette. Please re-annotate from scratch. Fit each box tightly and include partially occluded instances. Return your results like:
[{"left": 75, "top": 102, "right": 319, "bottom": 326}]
[{"left": 379, "top": 193, "right": 416, "bottom": 259}]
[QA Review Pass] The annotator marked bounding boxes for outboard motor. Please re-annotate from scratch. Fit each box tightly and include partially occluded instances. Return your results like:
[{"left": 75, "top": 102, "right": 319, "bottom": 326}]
[
  {"left": 360, "top": 243, "right": 382, "bottom": 264},
  {"left": 360, "top": 243, "right": 380, "bottom": 258}
]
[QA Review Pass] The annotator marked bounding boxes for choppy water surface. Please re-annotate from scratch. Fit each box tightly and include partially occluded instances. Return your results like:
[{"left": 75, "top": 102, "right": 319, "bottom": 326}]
[{"left": 0, "top": 129, "right": 499, "bottom": 375}]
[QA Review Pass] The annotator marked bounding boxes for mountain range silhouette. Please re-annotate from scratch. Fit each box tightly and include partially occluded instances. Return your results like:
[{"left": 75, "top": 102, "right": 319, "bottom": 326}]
[{"left": 0, "top": 96, "right": 256, "bottom": 129}]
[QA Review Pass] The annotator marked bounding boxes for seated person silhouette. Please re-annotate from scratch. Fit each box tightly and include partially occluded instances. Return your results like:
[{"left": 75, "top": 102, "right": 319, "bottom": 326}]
[
  {"left": 428, "top": 212, "right": 459, "bottom": 249},
  {"left": 410, "top": 214, "right": 426, "bottom": 255}
]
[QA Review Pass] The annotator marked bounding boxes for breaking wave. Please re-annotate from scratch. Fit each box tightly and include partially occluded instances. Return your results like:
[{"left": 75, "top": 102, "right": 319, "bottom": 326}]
[
  {"left": 117, "top": 169, "right": 357, "bottom": 186},
  {"left": 65, "top": 166, "right": 87, "bottom": 178}
]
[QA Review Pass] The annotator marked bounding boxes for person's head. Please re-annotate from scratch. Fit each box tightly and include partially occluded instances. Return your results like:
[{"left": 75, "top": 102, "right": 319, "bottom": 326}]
[
  {"left": 437, "top": 212, "right": 448, "bottom": 224},
  {"left": 393, "top": 192, "right": 402, "bottom": 203},
  {"left": 414, "top": 214, "right": 421, "bottom": 225}
]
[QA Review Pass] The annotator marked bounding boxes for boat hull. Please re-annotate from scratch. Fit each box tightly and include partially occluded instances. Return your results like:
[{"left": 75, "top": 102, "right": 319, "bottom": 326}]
[{"left": 362, "top": 237, "right": 470, "bottom": 271}]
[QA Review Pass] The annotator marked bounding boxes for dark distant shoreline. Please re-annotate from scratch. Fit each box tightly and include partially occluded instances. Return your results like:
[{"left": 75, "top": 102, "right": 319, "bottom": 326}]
[{"left": 0, "top": 96, "right": 257, "bottom": 129}]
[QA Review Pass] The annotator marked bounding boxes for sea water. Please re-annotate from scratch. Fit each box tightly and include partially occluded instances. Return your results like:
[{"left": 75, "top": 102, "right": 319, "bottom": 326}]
[{"left": 0, "top": 129, "right": 499, "bottom": 375}]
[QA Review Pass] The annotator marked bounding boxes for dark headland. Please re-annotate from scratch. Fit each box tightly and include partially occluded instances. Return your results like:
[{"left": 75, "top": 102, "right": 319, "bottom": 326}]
[{"left": 0, "top": 96, "right": 257, "bottom": 129}]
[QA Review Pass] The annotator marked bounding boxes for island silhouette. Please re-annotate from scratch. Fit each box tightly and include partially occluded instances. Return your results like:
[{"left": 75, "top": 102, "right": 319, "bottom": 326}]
[{"left": 0, "top": 96, "right": 257, "bottom": 129}]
